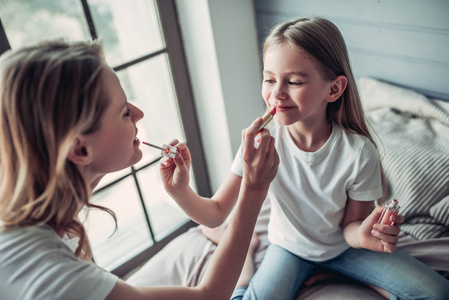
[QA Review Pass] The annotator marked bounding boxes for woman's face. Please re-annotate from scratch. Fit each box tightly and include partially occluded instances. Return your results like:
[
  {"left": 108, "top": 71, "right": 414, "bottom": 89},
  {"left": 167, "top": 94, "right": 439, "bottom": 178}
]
[{"left": 86, "top": 66, "right": 144, "bottom": 175}]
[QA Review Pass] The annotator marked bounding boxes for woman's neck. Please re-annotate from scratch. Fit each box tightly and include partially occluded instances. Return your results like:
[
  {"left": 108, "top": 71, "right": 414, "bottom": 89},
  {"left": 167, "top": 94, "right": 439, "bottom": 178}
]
[
  {"left": 89, "top": 175, "right": 103, "bottom": 192},
  {"left": 54, "top": 228, "right": 65, "bottom": 238}
]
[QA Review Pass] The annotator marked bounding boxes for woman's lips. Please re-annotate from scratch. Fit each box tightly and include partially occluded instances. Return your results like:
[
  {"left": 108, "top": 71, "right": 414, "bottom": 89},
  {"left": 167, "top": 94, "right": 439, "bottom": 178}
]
[{"left": 134, "top": 128, "right": 140, "bottom": 145}]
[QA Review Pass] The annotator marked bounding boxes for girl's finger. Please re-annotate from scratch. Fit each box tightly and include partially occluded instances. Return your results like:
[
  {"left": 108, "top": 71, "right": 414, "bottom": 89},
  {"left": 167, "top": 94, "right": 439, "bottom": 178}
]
[
  {"left": 160, "top": 157, "right": 172, "bottom": 167},
  {"left": 371, "top": 228, "right": 399, "bottom": 245},
  {"left": 372, "top": 205, "right": 385, "bottom": 222},
  {"left": 172, "top": 152, "right": 184, "bottom": 167},
  {"left": 175, "top": 143, "right": 191, "bottom": 161},
  {"left": 391, "top": 213, "right": 404, "bottom": 225},
  {"left": 373, "top": 223, "right": 400, "bottom": 236},
  {"left": 168, "top": 139, "right": 179, "bottom": 146},
  {"left": 381, "top": 240, "right": 397, "bottom": 253}
]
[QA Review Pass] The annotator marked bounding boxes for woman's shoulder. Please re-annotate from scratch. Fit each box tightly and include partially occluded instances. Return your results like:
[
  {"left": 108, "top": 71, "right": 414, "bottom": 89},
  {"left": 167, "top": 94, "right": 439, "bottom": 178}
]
[
  {"left": 0, "top": 224, "right": 54, "bottom": 241},
  {"left": 0, "top": 225, "right": 68, "bottom": 259},
  {"left": 0, "top": 225, "right": 117, "bottom": 300}
]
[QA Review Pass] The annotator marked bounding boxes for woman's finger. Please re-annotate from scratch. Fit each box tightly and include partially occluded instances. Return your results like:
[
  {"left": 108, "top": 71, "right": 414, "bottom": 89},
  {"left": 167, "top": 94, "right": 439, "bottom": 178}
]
[
  {"left": 256, "top": 129, "right": 271, "bottom": 153},
  {"left": 242, "top": 118, "right": 264, "bottom": 155}
]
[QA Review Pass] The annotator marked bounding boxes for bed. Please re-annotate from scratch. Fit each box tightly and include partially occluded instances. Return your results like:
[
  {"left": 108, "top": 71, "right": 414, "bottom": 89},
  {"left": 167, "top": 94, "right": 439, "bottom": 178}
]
[{"left": 126, "top": 77, "right": 449, "bottom": 299}]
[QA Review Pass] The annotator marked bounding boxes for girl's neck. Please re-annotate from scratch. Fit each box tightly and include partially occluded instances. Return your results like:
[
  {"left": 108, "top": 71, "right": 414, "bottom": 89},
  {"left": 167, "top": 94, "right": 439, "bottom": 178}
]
[{"left": 287, "top": 119, "right": 332, "bottom": 152}]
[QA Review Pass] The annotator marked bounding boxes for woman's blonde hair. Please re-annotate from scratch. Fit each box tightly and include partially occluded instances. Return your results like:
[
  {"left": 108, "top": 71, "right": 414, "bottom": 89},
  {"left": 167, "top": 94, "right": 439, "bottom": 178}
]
[
  {"left": 0, "top": 40, "right": 115, "bottom": 256},
  {"left": 263, "top": 17, "right": 388, "bottom": 200}
]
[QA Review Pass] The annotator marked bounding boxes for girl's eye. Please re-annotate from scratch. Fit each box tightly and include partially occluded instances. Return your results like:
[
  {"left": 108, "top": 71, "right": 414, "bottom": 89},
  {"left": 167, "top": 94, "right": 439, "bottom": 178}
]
[
  {"left": 288, "top": 81, "right": 303, "bottom": 86},
  {"left": 264, "top": 79, "right": 275, "bottom": 84}
]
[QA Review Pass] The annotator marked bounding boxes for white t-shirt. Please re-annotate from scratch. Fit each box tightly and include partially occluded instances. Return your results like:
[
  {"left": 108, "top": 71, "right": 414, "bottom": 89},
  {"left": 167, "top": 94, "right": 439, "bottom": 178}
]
[
  {"left": 231, "top": 123, "right": 382, "bottom": 261},
  {"left": 0, "top": 225, "right": 117, "bottom": 300}
]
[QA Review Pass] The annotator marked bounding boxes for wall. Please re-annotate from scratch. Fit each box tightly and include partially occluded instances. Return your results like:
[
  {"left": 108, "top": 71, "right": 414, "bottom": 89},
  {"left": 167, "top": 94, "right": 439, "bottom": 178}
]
[
  {"left": 254, "top": 0, "right": 449, "bottom": 101},
  {"left": 175, "top": 0, "right": 263, "bottom": 192},
  {"left": 175, "top": 0, "right": 449, "bottom": 192}
]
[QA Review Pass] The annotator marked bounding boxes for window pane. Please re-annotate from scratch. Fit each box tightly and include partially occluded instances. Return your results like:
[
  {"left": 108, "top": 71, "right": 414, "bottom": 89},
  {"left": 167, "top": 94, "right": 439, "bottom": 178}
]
[
  {"left": 0, "top": 0, "right": 90, "bottom": 49},
  {"left": 88, "top": 0, "right": 164, "bottom": 67},
  {"left": 82, "top": 176, "right": 153, "bottom": 270},
  {"left": 96, "top": 167, "right": 132, "bottom": 190},
  {"left": 137, "top": 164, "right": 189, "bottom": 240},
  {"left": 117, "top": 53, "right": 185, "bottom": 169}
]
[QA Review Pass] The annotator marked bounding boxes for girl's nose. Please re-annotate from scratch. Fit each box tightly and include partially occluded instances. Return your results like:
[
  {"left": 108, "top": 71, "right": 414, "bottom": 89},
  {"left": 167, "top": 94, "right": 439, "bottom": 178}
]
[{"left": 272, "top": 83, "right": 287, "bottom": 99}]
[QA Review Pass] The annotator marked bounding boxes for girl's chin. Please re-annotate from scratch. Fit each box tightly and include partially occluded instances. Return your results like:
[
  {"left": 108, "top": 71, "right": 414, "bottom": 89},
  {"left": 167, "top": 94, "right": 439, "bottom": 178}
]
[{"left": 274, "top": 118, "right": 296, "bottom": 126}]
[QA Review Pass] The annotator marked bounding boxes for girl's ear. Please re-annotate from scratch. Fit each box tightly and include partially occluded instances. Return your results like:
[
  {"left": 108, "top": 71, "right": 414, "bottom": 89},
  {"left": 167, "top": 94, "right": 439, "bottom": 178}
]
[
  {"left": 67, "top": 136, "right": 93, "bottom": 166},
  {"left": 326, "top": 75, "right": 348, "bottom": 103}
]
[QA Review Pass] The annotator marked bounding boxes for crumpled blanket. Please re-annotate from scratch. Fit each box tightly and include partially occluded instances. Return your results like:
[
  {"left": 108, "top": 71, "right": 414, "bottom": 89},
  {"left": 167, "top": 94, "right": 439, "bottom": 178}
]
[{"left": 360, "top": 77, "right": 449, "bottom": 240}]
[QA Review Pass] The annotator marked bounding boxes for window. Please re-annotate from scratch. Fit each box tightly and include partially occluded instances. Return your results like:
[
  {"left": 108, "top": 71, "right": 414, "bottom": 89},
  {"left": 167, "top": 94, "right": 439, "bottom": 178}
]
[{"left": 0, "top": 0, "right": 210, "bottom": 277}]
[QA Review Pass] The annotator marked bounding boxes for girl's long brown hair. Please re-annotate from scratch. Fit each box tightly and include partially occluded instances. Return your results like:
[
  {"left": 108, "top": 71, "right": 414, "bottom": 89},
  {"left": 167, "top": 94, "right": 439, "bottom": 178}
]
[
  {"left": 0, "top": 40, "right": 116, "bottom": 256},
  {"left": 263, "top": 17, "right": 388, "bottom": 201}
]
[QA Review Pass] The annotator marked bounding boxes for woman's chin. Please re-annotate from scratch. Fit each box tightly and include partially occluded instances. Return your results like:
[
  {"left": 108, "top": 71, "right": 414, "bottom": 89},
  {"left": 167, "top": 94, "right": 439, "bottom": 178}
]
[{"left": 132, "top": 151, "right": 143, "bottom": 165}]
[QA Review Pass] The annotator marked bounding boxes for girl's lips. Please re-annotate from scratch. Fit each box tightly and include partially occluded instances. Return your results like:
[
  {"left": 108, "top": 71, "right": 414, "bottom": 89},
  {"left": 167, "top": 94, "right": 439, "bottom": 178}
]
[{"left": 276, "top": 106, "right": 294, "bottom": 112}]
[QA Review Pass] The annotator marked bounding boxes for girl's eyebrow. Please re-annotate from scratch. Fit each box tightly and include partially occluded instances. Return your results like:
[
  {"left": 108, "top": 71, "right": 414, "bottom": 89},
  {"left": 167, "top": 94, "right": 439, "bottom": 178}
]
[
  {"left": 263, "top": 70, "right": 309, "bottom": 78},
  {"left": 286, "top": 71, "right": 309, "bottom": 78}
]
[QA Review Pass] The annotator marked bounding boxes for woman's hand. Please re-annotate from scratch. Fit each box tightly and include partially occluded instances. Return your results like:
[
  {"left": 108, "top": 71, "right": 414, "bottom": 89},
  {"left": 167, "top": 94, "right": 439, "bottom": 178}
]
[
  {"left": 358, "top": 206, "right": 404, "bottom": 253},
  {"left": 159, "top": 140, "right": 191, "bottom": 196},
  {"left": 240, "top": 118, "right": 279, "bottom": 194}
]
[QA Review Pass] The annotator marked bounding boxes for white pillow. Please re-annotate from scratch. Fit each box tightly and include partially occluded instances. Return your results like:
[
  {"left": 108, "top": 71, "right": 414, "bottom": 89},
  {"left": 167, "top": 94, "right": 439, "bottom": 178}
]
[{"left": 359, "top": 77, "right": 449, "bottom": 240}]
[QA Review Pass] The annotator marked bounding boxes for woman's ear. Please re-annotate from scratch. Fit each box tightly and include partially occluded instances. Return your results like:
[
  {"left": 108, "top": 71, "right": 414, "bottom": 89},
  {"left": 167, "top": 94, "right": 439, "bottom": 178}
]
[
  {"left": 67, "top": 136, "right": 92, "bottom": 166},
  {"left": 326, "top": 75, "right": 348, "bottom": 103}
]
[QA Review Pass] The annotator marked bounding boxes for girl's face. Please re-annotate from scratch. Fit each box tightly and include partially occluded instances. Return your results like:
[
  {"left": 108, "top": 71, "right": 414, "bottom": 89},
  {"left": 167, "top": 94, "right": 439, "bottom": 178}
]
[
  {"left": 262, "top": 43, "right": 333, "bottom": 127},
  {"left": 86, "top": 66, "right": 144, "bottom": 175}
]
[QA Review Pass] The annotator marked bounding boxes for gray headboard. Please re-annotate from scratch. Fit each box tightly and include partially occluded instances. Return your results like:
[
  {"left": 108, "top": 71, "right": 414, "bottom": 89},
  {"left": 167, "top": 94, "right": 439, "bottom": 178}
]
[{"left": 254, "top": 0, "right": 449, "bottom": 101}]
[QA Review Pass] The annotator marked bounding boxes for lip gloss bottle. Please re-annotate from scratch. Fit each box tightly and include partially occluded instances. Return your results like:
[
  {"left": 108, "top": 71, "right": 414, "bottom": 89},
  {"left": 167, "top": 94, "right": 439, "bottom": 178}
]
[
  {"left": 378, "top": 199, "right": 400, "bottom": 225},
  {"left": 142, "top": 142, "right": 177, "bottom": 158}
]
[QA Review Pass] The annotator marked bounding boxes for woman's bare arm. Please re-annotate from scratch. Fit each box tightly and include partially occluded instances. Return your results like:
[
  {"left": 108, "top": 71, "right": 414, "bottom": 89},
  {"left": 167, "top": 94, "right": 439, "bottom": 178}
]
[{"left": 107, "top": 118, "right": 279, "bottom": 300}]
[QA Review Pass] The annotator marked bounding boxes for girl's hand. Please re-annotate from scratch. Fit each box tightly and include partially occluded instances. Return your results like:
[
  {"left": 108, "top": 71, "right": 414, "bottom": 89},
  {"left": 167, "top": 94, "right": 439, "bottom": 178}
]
[
  {"left": 240, "top": 118, "right": 279, "bottom": 193},
  {"left": 358, "top": 206, "right": 404, "bottom": 253},
  {"left": 160, "top": 140, "right": 191, "bottom": 195}
]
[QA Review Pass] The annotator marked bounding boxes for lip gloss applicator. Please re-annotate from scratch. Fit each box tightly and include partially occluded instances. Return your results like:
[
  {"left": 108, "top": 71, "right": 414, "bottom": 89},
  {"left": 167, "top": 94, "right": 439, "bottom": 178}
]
[{"left": 142, "top": 141, "right": 177, "bottom": 158}]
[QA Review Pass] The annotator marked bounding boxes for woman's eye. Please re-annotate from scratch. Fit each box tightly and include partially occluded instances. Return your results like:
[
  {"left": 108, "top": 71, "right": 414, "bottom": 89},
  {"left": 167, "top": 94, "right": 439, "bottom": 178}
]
[
  {"left": 124, "top": 108, "right": 131, "bottom": 117},
  {"left": 264, "top": 79, "right": 275, "bottom": 84},
  {"left": 288, "top": 81, "right": 303, "bottom": 86}
]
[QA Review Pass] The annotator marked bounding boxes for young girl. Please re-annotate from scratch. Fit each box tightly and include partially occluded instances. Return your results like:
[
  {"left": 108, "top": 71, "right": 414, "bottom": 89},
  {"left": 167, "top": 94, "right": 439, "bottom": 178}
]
[
  {"left": 161, "top": 17, "right": 449, "bottom": 299},
  {"left": 0, "top": 40, "right": 279, "bottom": 300}
]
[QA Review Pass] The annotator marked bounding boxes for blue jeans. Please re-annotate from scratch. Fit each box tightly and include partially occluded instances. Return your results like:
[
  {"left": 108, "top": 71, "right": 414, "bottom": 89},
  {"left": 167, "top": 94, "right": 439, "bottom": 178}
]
[{"left": 231, "top": 244, "right": 449, "bottom": 300}]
